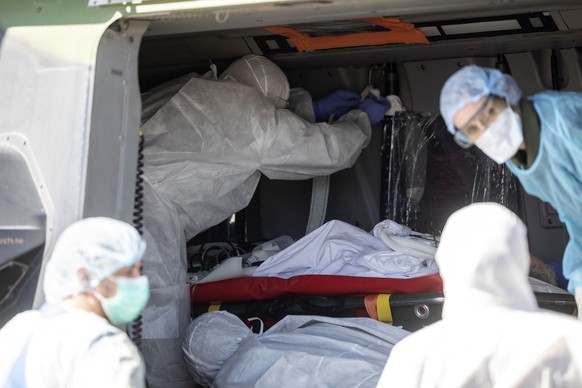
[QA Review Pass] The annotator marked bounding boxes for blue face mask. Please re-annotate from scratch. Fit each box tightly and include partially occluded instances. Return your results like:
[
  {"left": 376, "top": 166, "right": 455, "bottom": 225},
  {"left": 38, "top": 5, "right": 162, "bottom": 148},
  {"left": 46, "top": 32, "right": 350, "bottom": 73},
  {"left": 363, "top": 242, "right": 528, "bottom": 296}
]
[{"left": 95, "top": 275, "right": 150, "bottom": 325}]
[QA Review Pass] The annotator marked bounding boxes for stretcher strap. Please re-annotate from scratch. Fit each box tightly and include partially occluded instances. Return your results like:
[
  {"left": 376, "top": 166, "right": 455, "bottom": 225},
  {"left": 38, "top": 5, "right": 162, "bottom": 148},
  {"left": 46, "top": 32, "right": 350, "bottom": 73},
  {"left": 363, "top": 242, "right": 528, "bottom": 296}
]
[
  {"left": 377, "top": 294, "right": 393, "bottom": 324},
  {"left": 305, "top": 176, "right": 330, "bottom": 235},
  {"left": 208, "top": 303, "right": 221, "bottom": 312}
]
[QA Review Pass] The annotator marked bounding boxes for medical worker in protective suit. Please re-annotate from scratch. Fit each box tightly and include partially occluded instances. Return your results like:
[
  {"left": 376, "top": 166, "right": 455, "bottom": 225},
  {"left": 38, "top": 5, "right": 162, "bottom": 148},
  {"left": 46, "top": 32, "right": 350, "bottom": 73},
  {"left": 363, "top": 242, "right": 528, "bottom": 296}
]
[
  {"left": 139, "top": 54, "right": 389, "bottom": 386},
  {"left": 0, "top": 218, "right": 148, "bottom": 388},
  {"left": 378, "top": 202, "right": 582, "bottom": 387},
  {"left": 440, "top": 65, "right": 582, "bottom": 317}
]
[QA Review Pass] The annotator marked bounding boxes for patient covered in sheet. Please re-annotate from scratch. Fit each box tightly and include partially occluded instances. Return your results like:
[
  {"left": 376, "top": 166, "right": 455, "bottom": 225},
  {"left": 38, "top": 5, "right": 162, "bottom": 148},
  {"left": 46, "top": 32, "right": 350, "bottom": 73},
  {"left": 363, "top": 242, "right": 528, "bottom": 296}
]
[
  {"left": 197, "top": 218, "right": 440, "bottom": 284},
  {"left": 194, "top": 217, "right": 560, "bottom": 296},
  {"left": 182, "top": 311, "right": 409, "bottom": 388}
]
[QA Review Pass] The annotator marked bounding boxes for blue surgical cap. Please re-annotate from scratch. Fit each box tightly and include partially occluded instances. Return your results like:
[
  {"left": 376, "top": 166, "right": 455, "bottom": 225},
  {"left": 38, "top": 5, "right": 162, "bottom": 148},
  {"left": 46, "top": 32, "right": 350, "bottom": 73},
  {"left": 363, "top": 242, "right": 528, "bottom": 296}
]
[
  {"left": 439, "top": 65, "right": 522, "bottom": 134},
  {"left": 43, "top": 217, "right": 146, "bottom": 303}
]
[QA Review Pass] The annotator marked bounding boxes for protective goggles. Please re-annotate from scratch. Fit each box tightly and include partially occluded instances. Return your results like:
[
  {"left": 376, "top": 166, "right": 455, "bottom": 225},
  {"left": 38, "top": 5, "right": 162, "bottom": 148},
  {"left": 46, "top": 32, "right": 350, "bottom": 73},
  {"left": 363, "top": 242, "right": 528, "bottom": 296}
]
[{"left": 452, "top": 94, "right": 494, "bottom": 149}]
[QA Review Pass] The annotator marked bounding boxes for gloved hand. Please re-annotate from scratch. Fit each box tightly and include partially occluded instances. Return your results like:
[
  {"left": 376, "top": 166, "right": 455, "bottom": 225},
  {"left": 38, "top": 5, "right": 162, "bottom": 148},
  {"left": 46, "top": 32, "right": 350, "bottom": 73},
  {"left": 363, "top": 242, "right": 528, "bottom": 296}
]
[
  {"left": 312, "top": 90, "right": 361, "bottom": 122},
  {"left": 358, "top": 95, "right": 391, "bottom": 125}
]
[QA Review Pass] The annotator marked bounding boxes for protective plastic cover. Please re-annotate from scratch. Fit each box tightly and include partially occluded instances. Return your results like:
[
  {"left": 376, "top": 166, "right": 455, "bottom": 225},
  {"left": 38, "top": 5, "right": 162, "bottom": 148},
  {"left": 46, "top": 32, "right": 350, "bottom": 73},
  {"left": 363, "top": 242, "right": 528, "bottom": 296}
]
[
  {"left": 184, "top": 312, "right": 410, "bottom": 388},
  {"left": 384, "top": 111, "right": 518, "bottom": 236}
]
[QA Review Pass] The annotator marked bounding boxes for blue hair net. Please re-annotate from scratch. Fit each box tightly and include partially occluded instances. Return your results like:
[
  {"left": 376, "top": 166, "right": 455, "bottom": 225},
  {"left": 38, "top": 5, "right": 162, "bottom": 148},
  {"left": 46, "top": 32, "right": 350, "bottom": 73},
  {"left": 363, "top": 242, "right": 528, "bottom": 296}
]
[
  {"left": 439, "top": 65, "right": 522, "bottom": 134},
  {"left": 43, "top": 217, "right": 146, "bottom": 303}
]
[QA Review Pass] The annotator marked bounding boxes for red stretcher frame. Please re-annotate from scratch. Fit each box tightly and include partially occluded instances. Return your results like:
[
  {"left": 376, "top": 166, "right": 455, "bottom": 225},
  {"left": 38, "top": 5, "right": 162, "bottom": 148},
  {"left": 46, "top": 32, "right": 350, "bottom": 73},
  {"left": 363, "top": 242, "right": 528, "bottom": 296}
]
[{"left": 191, "top": 273, "right": 443, "bottom": 303}]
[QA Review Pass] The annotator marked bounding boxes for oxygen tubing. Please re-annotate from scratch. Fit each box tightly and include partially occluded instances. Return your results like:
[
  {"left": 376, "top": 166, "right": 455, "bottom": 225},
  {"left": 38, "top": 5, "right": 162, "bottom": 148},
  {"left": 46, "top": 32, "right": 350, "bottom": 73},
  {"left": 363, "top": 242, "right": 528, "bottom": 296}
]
[{"left": 378, "top": 229, "right": 437, "bottom": 260}]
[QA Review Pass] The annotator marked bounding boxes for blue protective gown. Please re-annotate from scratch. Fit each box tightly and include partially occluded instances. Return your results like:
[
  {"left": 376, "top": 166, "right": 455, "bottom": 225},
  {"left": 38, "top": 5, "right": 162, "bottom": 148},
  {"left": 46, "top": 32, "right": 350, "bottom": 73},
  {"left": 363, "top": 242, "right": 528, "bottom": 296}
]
[{"left": 506, "top": 91, "right": 582, "bottom": 294}]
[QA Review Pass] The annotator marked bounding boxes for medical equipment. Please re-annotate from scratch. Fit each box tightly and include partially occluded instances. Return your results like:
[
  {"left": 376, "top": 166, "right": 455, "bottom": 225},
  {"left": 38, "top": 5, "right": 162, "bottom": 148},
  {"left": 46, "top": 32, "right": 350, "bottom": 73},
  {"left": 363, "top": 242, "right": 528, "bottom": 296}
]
[{"left": 372, "top": 219, "right": 437, "bottom": 260}]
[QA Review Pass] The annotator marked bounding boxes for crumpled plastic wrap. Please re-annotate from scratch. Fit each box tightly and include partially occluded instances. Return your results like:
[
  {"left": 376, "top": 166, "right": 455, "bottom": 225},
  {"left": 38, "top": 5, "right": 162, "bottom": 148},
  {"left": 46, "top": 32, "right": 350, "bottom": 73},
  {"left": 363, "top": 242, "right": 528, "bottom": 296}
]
[
  {"left": 252, "top": 219, "right": 438, "bottom": 279},
  {"left": 385, "top": 111, "right": 518, "bottom": 235},
  {"left": 184, "top": 312, "right": 410, "bottom": 387}
]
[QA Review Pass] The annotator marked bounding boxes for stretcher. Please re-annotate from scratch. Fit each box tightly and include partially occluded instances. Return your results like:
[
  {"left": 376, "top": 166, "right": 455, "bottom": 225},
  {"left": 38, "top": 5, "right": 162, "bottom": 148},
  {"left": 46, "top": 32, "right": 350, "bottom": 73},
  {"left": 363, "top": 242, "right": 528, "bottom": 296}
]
[
  {"left": 190, "top": 274, "right": 577, "bottom": 332},
  {"left": 188, "top": 111, "right": 569, "bottom": 332},
  {"left": 190, "top": 273, "right": 444, "bottom": 331},
  {"left": 190, "top": 272, "right": 443, "bottom": 303}
]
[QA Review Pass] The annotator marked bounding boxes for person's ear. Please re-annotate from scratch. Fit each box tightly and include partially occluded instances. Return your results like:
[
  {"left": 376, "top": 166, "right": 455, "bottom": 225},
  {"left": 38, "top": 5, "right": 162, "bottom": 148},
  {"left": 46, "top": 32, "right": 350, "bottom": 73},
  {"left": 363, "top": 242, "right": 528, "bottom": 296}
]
[{"left": 77, "top": 268, "right": 90, "bottom": 287}]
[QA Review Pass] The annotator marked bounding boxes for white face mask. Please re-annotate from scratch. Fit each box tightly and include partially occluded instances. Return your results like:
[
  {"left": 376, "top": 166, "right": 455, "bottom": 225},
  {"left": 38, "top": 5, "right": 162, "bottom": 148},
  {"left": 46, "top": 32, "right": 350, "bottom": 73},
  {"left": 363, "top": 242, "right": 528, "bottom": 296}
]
[{"left": 475, "top": 106, "right": 523, "bottom": 164}]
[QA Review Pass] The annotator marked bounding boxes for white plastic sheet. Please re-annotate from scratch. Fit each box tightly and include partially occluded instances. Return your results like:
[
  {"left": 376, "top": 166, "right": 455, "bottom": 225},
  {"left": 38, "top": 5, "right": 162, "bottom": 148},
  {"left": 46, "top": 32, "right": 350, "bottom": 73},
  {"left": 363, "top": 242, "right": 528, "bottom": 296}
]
[
  {"left": 183, "top": 312, "right": 409, "bottom": 387},
  {"left": 193, "top": 219, "right": 438, "bottom": 284},
  {"left": 252, "top": 219, "right": 439, "bottom": 279}
]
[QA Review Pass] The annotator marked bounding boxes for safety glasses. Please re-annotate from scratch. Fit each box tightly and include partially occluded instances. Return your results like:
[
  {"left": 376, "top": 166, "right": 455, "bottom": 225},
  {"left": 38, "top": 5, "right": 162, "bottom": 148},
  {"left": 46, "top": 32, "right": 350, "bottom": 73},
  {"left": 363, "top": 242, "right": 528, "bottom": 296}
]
[{"left": 452, "top": 94, "right": 494, "bottom": 149}]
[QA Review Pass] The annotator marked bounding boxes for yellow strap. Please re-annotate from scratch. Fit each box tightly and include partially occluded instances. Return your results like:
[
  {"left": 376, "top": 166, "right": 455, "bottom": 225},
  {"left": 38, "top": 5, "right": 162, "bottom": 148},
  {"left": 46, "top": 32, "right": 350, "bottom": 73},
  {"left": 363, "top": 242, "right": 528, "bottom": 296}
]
[
  {"left": 377, "top": 294, "right": 393, "bottom": 324},
  {"left": 208, "top": 303, "right": 221, "bottom": 312}
]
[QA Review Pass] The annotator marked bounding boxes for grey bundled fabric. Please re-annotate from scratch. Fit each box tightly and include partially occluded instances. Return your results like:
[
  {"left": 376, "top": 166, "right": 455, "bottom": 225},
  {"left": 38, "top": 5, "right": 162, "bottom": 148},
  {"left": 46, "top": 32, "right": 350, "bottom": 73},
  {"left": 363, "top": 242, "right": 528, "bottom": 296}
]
[
  {"left": 139, "top": 61, "right": 372, "bottom": 387},
  {"left": 138, "top": 182, "right": 194, "bottom": 387},
  {"left": 183, "top": 312, "right": 409, "bottom": 387},
  {"left": 140, "top": 72, "right": 200, "bottom": 125},
  {"left": 182, "top": 311, "right": 253, "bottom": 386},
  {"left": 287, "top": 87, "right": 316, "bottom": 123}
]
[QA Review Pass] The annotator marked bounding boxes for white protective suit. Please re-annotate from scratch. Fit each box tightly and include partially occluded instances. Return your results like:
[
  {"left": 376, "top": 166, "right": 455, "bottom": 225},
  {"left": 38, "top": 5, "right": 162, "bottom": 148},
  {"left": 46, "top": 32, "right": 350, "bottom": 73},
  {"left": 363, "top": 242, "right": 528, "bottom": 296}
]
[
  {"left": 378, "top": 202, "right": 582, "bottom": 388},
  {"left": 0, "top": 218, "right": 147, "bottom": 388},
  {"left": 182, "top": 311, "right": 409, "bottom": 388},
  {"left": 0, "top": 306, "right": 145, "bottom": 388},
  {"left": 0, "top": 218, "right": 146, "bottom": 388},
  {"left": 139, "top": 55, "right": 372, "bottom": 386}
]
